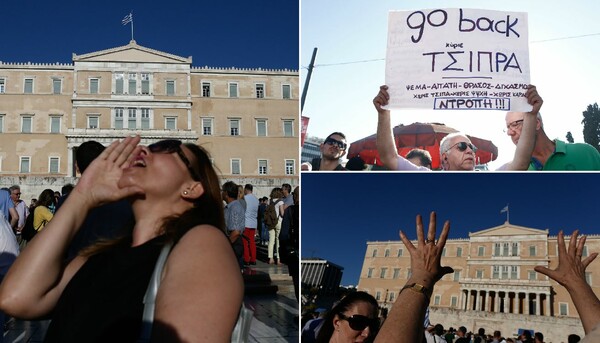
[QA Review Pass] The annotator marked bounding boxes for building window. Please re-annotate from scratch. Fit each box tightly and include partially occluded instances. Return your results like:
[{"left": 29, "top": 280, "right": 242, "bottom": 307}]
[
  {"left": 141, "top": 108, "right": 150, "bottom": 129},
  {"left": 384, "top": 249, "right": 390, "bottom": 257},
  {"left": 453, "top": 270, "right": 460, "bottom": 281},
  {"left": 202, "top": 118, "right": 213, "bottom": 135},
  {"left": 0, "top": 115, "right": 4, "bottom": 132},
  {"left": 141, "top": 73, "right": 150, "bottom": 94},
  {"left": 503, "top": 243, "right": 509, "bottom": 256},
  {"left": 375, "top": 291, "right": 381, "bottom": 301},
  {"left": 88, "top": 116, "right": 99, "bottom": 129},
  {"left": 456, "top": 247, "right": 462, "bottom": 257},
  {"left": 282, "top": 84, "right": 291, "bottom": 99},
  {"left": 229, "top": 119, "right": 240, "bottom": 136},
  {"left": 512, "top": 242, "right": 519, "bottom": 256},
  {"left": 442, "top": 248, "right": 446, "bottom": 257},
  {"left": 231, "top": 159, "right": 241, "bottom": 175},
  {"left": 285, "top": 160, "right": 295, "bottom": 175},
  {"left": 24, "top": 78, "right": 33, "bottom": 94},
  {"left": 165, "top": 117, "right": 176, "bottom": 130},
  {"left": 367, "top": 268, "right": 373, "bottom": 278},
  {"left": 493, "top": 266, "right": 499, "bottom": 279},
  {"left": 451, "top": 296, "right": 458, "bottom": 308},
  {"left": 128, "top": 108, "right": 137, "bottom": 129},
  {"left": 389, "top": 292, "right": 395, "bottom": 302},
  {"left": 115, "top": 73, "right": 124, "bottom": 94},
  {"left": 434, "top": 295, "right": 441, "bottom": 306},
  {"left": 53, "top": 79, "right": 62, "bottom": 94},
  {"left": 256, "top": 119, "right": 267, "bottom": 137},
  {"left": 49, "top": 157, "right": 59, "bottom": 173},
  {"left": 20, "top": 157, "right": 30, "bottom": 173},
  {"left": 229, "top": 82, "right": 238, "bottom": 97},
  {"left": 202, "top": 82, "right": 211, "bottom": 97},
  {"left": 255, "top": 83, "right": 265, "bottom": 98},
  {"left": 407, "top": 268, "right": 412, "bottom": 278},
  {"left": 50, "top": 116, "right": 61, "bottom": 133},
  {"left": 380, "top": 268, "right": 387, "bottom": 279},
  {"left": 398, "top": 248, "right": 403, "bottom": 257},
  {"left": 529, "top": 246, "right": 536, "bottom": 257},
  {"left": 478, "top": 246, "right": 484, "bottom": 257},
  {"left": 21, "top": 116, "right": 32, "bottom": 133},
  {"left": 0, "top": 78, "right": 5, "bottom": 93},
  {"left": 559, "top": 303, "right": 568, "bottom": 316},
  {"left": 502, "top": 266, "right": 509, "bottom": 279},
  {"left": 583, "top": 246, "right": 588, "bottom": 257},
  {"left": 494, "top": 243, "right": 500, "bottom": 256},
  {"left": 90, "top": 78, "right": 99, "bottom": 94},
  {"left": 128, "top": 73, "right": 137, "bottom": 94},
  {"left": 283, "top": 120, "right": 294, "bottom": 137},
  {"left": 166, "top": 80, "right": 175, "bottom": 96},
  {"left": 586, "top": 272, "right": 592, "bottom": 285},
  {"left": 115, "top": 108, "right": 124, "bottom": 129},
  {"left": 258, "top": 160, "right": 268, "bottom": 175},
  {"left": 393, "top": 268, "right": 400, "bottom": 279},
  {"left": 511, "top": 266, "right": 518, "bottom": 279},
  {"left": 372, "top": 249, "right": 377, "bottom": 257},
  {"left": 476, "top": 269, "right": 483, "bottom": 279},
  {"left": 528, "top": 270, "right": 536, "bottom": 280}
]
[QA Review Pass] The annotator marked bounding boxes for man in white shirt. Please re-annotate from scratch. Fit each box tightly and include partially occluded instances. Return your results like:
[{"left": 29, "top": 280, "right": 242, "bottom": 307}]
[{"left": 243, "top": 184, "right": 259, "bottom": 266}]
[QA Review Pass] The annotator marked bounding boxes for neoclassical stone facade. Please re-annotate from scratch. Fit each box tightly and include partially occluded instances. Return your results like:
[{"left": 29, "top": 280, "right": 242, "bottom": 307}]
[
  {"left": 358, "top": 222, "right": 600, "bottom": 338},
  {"left": 0, "top": 40, "right": 298, "bottom": 199}
]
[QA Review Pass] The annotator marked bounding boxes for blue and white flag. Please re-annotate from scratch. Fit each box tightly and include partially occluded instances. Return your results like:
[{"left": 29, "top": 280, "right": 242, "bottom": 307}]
[
  {"left": 500, "top": 205, "right": 509, "bottom": 213},
  {"left": 122, "top": 13, "right": 132, "bottom": 25}
]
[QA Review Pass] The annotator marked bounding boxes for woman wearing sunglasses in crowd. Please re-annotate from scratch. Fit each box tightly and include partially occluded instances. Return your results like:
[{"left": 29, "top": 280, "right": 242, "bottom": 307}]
[
  {"left": 0, "top": 136, "right": 243, "bottom": 342},
  {"left": 316, "top": 291, "right": 380, "bottom": 343}
]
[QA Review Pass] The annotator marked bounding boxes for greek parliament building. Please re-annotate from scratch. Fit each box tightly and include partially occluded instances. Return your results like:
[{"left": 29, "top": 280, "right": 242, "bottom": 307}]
[
  {"left": 358, "top": 222, "right": 600, "bottom": 340},
  {"left": 0, "top": 40, "right": 298, "bottom": 198}
]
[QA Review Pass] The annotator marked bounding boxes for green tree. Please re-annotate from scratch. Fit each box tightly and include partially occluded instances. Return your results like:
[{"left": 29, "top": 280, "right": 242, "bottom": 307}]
[
  {"left": 582, "top": 103, "right": 600, "bottom": 152},
  {"left": 566, "top": 131, "right": 574, "bottom": 143}
]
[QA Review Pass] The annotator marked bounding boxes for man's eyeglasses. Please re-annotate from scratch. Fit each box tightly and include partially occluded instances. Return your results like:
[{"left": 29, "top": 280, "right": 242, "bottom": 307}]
[
  {"left": 445, "top": 141, "right": 477, "bottom": 154},
  {"left": 503, "top": 119, "right": 524, "bottom": 133},
  {"left": 148, "top": 140, "right": 201, "bottom": 181},
  {"left": 12, "top": 192, "right": 21, "bottom": 196},
  {"left": 337, "top": 313, "right": 379, "bottom": 331},
  {"left": 324, "top": 138, "right": 347, "bottom": 150}
]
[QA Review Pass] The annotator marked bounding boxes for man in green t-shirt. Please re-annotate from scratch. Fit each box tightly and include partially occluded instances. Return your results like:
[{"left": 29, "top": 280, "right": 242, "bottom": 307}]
[{"left": 503, "top": 112, "right": 600, "bottom": 170}]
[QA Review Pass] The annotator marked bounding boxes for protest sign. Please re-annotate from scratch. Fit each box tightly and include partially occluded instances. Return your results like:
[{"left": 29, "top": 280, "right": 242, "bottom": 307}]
[{"left": 385, "top": 8, "right": 531, "bottom": 112}]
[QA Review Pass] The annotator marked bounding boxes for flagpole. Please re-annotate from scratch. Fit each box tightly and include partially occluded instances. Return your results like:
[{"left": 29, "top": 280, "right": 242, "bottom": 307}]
[
  {"left": 131, "top": 11, "right": 134, "bottom": 41},
  {"left": 506, "top": 203, "right": 510, "bottom": 223}
]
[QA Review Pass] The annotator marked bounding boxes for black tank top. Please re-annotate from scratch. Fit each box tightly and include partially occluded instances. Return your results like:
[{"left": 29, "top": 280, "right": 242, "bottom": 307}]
[{"left": 44, "top": 235, "right": 165, "bottom": 343}]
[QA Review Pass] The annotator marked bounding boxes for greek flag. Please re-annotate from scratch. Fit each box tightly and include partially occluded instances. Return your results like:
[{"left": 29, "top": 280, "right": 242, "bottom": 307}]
[
  {"left": 122, "top": 13, "right": 132, "bottom": 25},
  {"left": 500, "top": 205, "right": 509, "bottom": 213}
]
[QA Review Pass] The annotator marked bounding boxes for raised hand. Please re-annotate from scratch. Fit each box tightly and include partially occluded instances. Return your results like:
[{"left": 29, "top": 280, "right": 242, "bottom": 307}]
[
  {"left": 525, "top": 85, "right": 543, "bottom": 115},
  {"left": 400, "top": 212, "right": 454, "bottom": 286},
  {"left": 373, "top": 85, "right": 390, "bottom": 114},
  {"left": 534, "top": 230, "right": 598, "bottom": 290},
  {"left": 73, "top": 136, "right": 145, "bottom": 208}
]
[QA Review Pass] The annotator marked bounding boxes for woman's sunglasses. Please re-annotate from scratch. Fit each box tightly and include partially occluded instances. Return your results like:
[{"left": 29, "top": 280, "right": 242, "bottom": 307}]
[
  {"left": 148, "top": 140, "right": 200, "bottom": 181},
  {"left": 338, "top": 313, "right": 379, "bottom": 331}
]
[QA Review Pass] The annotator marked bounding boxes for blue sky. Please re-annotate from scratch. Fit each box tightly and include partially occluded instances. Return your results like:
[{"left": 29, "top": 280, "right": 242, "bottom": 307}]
[
  {"left": 301, "top": 172, "right": 600, "bottom": 286},
  {"left": 0, "top": 0, "right": 298, "bottom": 70},
  {"left": 301, "top": 0, "right": 600, "bottom": 169}
]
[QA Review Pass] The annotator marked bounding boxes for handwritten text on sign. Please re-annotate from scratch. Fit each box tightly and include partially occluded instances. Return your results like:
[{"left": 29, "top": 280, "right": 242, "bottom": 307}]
[{"left": 385, "top": 8, "right": 531, "bottom": 111}]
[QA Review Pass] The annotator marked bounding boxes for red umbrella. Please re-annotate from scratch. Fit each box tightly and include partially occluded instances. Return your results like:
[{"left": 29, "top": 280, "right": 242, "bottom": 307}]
[{"left": 347, "top": 122, "right": 498, "bottom": 170}]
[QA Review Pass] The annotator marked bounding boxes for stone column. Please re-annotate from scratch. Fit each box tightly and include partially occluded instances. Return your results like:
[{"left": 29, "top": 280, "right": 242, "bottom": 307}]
[
  {"left": 475, "top": 289, "right": 480, "bottom": 311},
  {"left": 511, "top": 292, "right": 516, "bottom": 314},
  {"left": 524, "top": 293, "right": 529, "bottom": 315},
  {"left": 545, "top": 292, "right": 551, "bottom": 316},
  {"left": 484, "top": 291, "right": 491, "bottom": 312},
  {"left": 466, "top": 289, "right": 472, "bottom": 311},
  {"left": 536, "top": 293, "right": 542, "bottom": 316},
  {"left": 494, "top": 291, "right": 500, "bottom": 313}
]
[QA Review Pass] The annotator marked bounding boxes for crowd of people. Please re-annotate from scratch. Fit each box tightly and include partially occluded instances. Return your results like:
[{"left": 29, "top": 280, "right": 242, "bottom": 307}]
[
  {"left": 303, "top": 85, "right": 600, "bottom": 171},
  {"left": 0, "top": 136, "right": 299, "bottom": 342},
  {"left": 301, "top": 212, "right": 598, "bottom": 343}
]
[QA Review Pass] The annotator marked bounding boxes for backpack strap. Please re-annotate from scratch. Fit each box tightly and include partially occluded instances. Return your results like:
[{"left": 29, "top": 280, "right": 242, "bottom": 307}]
[{"left": 138, "top": 241, "right": 173, "bottom": 342}]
